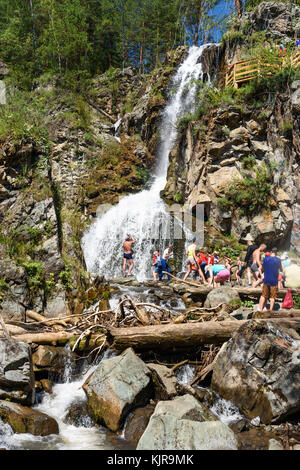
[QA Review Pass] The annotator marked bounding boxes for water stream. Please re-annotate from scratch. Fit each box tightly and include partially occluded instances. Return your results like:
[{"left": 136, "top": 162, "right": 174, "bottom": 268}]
[{"left": 82, "top": 45, "right": 213, "bottom": 281}]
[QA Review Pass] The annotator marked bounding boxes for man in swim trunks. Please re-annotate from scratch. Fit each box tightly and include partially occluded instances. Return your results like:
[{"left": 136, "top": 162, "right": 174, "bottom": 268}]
[
  {"left": 123, "top": 234, "right": 136, "bottom": 277},
  {"left": 251, "top": 243, "right": 266, "bottom": 287}
]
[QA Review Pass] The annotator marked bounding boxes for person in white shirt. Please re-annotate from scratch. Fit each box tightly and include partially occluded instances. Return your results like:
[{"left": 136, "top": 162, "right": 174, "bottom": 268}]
[{"left": 163, "top": 244, "right": 173, "bottom": 260}]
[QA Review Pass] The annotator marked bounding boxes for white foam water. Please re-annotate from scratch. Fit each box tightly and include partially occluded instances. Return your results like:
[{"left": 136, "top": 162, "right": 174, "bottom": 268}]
[
  {"left": 82, "top": 45, "right": 212, "bottom": 281},
  {"left": 0, "top": 350, "right": 128, "bottom": 450}
]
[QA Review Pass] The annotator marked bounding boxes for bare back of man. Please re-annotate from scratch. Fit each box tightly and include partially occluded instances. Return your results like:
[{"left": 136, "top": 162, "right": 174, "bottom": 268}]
[{"left": 251, "top": 244, "right": 266, "bottom": 287}]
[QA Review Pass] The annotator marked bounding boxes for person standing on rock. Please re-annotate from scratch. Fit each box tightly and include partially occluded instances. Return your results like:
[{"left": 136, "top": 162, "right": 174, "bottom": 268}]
[
  {"left": 251, "top": 243, "right": 267, "bottom": 287},
  {"left": 258, "top": 247, "right": 283, "bottom": 312},
  {"left": 183, "top": 238, "right": 207, "bottom": 284},
  {"left": 243, "top": 234, "right": 258, "bottom": 286},
  {"left": 122, "top": 234, "right": 136, "bottom": 277}
]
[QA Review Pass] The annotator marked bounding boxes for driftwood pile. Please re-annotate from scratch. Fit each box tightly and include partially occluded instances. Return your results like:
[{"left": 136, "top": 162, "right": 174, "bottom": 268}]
[{"left": 1, "top": 278, "right": 300, "bottom": 360}]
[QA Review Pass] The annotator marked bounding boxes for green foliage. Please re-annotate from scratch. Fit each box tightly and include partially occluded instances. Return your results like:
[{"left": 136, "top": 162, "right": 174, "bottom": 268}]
[
  {"left": 242, "top": 155, "right": 256, "bottom": 169},
  {"left": 293, "top": 296, "right": 300, "bottom": 309},
  {"left": 217, "top": 163, "right": 275, "bottom": 216},
  {"left": 174, "top": 192, "right": 183, "bottom": 203},
  {"left": 59, "top": 263, "right": 73, "bottom": 290},
  {"left": 134, "top": 166, "right": 149, "bottom": 185},
  {"left": 21, "top": 260, "right": 45, "bottom": 292}
]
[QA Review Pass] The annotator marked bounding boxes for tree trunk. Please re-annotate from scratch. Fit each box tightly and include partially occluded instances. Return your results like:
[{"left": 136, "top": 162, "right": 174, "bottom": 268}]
[
  {"left": 107, "top": 318, "right": 300, "bottom": 353},
  {"left": 12, "top": 331, "right": 75, "bottom": 345}
]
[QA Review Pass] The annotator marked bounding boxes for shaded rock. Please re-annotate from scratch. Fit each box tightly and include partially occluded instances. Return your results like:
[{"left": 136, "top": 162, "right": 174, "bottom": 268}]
[
  {"left": 0, "top": 400, "right": 58, "bottom": 436},
  {"left": 137, "top": 395, "right": 237, "bottom": 450},
  {"left": 32, "top": 345, "right": 76, "bottom": 379},
  {"left": 82, "top": 348, "right": 152, "bottom": 431},
  {"left": 291, "top": 88, "right": 300, "bottom": 114},
  {"left": 40, "top": 379, "right": 53, "bottom": 395},
  {"left": 0, "top": 338, "right": 35, "bottom": 405},
  {"left": 211, "top": 320, "right": 300, "bottom": 424},
  {"left": 204, "top": 287, "right": 240, "bottom": 308},
  {"left": 147, "top": 363, "right": 179, "bottom": 400},
  {"left": 64, "top": 402, "right": 94, "bottom": 428},
  {"left": 124, "top": 404, "right": 155, "bottom": 447},
  {"left": 230, "top": 307, "right": 252, "bottom": 320}
]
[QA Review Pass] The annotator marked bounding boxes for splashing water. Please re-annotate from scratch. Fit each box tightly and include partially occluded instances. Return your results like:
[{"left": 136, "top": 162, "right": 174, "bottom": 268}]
[{"left": 82, "top": 45, "right": 213, "bottom": 281}]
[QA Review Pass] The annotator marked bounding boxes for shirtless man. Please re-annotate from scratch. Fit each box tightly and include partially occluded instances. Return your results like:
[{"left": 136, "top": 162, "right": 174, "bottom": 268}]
[
  {"left": 123, "top": 234, "right": 136, "bottom": 277},
  {"left": 251, "top": 243, "right": 266, "bottom": 287}
]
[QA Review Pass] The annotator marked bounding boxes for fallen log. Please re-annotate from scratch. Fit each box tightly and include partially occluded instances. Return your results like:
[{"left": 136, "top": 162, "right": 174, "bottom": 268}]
[
  {"left": 172, "top": 284, "right": 300, "bottom": 300},
  {"left": 12, "top": 331, "right": 76, "bottom": 345},
  {"left": 26, "top": 310, "right": 69, "bottom": 327},
  {"left": 253, "top": 309, "right": 300, "bottom": 319},
  {"left": 107, "top": 318, "right": 300, "bottom": 352}
]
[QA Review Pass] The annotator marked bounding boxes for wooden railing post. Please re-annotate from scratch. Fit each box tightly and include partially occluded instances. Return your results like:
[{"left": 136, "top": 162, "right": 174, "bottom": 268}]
[{"left": 233, "top": 64, "right": 238, "bottom": 89}]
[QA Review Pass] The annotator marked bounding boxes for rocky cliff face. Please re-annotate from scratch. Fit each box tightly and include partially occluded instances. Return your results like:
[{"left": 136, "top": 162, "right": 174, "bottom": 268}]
[
  {"left": 163, "top": 2, "right": 300, "bottom": 252},
  {"left": 0, "top": 48, "right": 186, "bottom": 320}
]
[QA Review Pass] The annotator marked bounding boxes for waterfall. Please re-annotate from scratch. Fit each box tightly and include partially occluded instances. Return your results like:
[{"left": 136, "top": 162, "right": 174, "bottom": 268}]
[{"left": 82, "top": 45, "right": 213, "bottom": 281}]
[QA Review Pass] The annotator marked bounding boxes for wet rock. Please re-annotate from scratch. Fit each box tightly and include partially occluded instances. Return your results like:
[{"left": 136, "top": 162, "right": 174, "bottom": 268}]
[
  {"left": 0, "top": 400, "right": 59, "bottom": 436},
  {"left": 124, "top": 404, "right": 155, "bottom": 447},
  {"left": 204, "top": 287, "right": 240, "bottom": 308},
  {"left": 32, "top": 345, "right": 76, "bottom": 380},
  {"left": 40, "top": 379, "right": 53, "bottom": 395},
  {"left": 64, "top": 402, "right": 94, "bottom": 428},
  {"left": 0, "top": 338, "right": 35, "bottom": 405},
  {"left": 211, "top": 320, "right": 300, "bottom": 424},
  {"left": 137, "top": 394, "right": 238, "bottom": 450},
  {"left": 82, "top": 348, "right": 152, "bottom": 431},
  {"left": 147, "top": 363, "right": 179, "bottom": 400}
]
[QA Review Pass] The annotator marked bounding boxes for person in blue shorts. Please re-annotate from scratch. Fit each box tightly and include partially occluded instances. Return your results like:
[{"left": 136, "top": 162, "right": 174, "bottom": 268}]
[{"left": 122, "top": 234, "right": 136, "bottom": 277}]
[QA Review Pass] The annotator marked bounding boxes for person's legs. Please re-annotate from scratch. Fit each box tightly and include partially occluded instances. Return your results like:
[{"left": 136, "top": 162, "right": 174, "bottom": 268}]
[
  {"left": 247, "top": 267, "right": 252, "bottom": 286},
  {"left": 258, "top": 295, "right": 267, "bottom": 311},
  {"left": 269, "top": 286, "right": 278, "bottom": 311},
  {"left": 259, "top": 284, "right": 270, "bottom": 311},
  {"left": 128, "top": 258, "right": 134, "bottom": 276},
  {"left": 167, "top": 266, "right": 171, "bottom": 281},
  {"left": 183, "top": 264, "right": 191, "bottom": 280},
  {"left": 123, "top": 257, "right": 127, "bottom": 277}
]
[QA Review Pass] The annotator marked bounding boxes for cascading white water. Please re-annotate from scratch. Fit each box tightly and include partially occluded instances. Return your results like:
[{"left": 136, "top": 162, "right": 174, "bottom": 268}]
[{"left": 82, "top": 45, "right": 212, "bottom": 281}]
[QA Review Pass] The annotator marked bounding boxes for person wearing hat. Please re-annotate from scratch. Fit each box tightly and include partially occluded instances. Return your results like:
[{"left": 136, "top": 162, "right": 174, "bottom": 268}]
[
  {"left": 243, "top": 234, "right": 257, "bottom": 286},
  {"left": 183, "top": 238, "right": 207, "bottom": 284}
]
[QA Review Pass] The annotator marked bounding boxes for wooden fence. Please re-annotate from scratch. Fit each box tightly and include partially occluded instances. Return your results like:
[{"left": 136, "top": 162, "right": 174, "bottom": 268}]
[{"left": 225, "top": 49, "right": 300, "bottom": 88}]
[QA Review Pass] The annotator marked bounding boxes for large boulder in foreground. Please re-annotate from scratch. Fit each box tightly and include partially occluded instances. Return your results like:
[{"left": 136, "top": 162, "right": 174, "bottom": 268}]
[
  {"left": 0, "top": 337, "right": 35, "bottom": 405},
  {"left": 137, "top": 394, "right": 238, "bottom": 450},
  {"left": 82, "top": 348, "right": 152, "bottom": 431},
  {"left": 0, "top": 400, "right": 59, "bottom": 436},
  {"left": 211, "top": 320, "right": 300, "bottom": 424},
  {"left": 204, "top": 286, "right": 240, "bottom": 308}
]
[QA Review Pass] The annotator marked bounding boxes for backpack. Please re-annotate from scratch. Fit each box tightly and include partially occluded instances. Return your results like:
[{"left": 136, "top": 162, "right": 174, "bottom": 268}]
[
  {"left": 156, "top": 255, "right": 162, "bottom": 268},
  {"left": 281, "top": 288, "right": 293, "bottom": 309}
]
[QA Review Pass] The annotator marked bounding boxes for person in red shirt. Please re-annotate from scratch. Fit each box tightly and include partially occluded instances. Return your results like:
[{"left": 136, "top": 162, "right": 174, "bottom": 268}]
[{"left": 152, "top": 249, "right": 161, "bottom": 281}]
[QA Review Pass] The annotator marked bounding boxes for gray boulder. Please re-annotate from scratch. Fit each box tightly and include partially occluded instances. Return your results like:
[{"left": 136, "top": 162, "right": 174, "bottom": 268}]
[
  {"left": 0, "top": 400, "right": 59, "bottom": 436},
  {"left": 0, "top": 337, "right": 35, "bottom": 405},
  {"left": 82, "top": 348, "right": 152, "bottom": 431},
  {"left": 147, "top": 363, "right": 179, "bottom": 400},
  {"left": 204, "top": 286, "right": 240, "bottom": 308},
  {"left": 211, "top": 320, "right": 300, "bottom": 424},
  {"left": 137, "top": 395, "right": 238, "bottom": 450}
]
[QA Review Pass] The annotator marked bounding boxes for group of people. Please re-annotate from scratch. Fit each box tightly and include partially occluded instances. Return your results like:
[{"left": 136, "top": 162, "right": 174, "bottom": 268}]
[
  {"left": 122, "top": 234, "right": 300, "bottom": 310},
  {"left": 182, "top": 237, "right": 232, "bottom": 287},
  {"left": 182, "top": 234, "right": 300, "bottom": 311}
]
